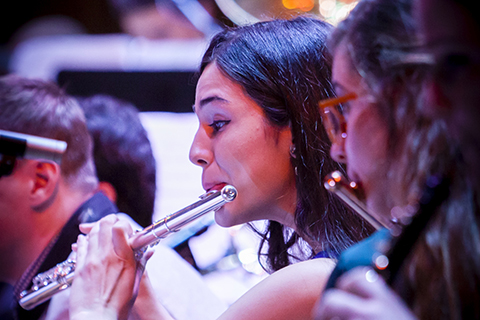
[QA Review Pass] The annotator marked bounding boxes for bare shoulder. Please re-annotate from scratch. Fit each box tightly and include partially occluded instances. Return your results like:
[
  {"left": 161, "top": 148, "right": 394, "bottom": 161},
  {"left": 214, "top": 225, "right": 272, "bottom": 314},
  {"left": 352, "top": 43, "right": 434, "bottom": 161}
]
[
  {"left": 219, "top": 258, "right": 336, "bottom": 320},
  {"left": 271, "top": 257, "right": 336, "bottom": 280}
]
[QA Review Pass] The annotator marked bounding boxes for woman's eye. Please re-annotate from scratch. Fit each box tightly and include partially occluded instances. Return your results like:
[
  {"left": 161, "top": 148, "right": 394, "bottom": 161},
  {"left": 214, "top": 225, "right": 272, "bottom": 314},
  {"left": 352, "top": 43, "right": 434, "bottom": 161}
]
[
  {"left": 338, "top": 102, "right": 351, "bottom": 119},
  {"left": 209, "top": 120, "right": 230, "bottom": 132},
  {"left": 340, "top": 101, "right": 350, "bottom": 113}
]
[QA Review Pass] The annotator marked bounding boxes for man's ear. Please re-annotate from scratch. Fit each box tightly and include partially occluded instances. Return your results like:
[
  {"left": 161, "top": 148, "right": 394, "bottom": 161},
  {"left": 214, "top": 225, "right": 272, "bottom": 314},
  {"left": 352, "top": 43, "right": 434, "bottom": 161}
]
[
  {"left": 97, "top": 181, "right": 118, "bottom": 204},
  {"left": 30, "top": 161, "right": 60, "bottom": 210}
]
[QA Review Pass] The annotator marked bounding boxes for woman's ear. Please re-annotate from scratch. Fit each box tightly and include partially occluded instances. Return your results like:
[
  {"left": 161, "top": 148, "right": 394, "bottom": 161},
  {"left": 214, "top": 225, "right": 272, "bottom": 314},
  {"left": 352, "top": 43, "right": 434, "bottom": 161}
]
[{"left": 30, "top": 161, "right": 60, "bottom": 210}]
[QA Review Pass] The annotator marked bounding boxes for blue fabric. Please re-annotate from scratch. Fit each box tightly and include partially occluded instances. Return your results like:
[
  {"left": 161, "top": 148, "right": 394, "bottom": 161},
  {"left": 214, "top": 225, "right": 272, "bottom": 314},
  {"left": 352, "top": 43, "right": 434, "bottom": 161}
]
[
  {"left": 324, "top": 228, "right": 392, "bottom": 289},
  {"left": 313, "top": 250, "right": 336, "bottom": 259}
]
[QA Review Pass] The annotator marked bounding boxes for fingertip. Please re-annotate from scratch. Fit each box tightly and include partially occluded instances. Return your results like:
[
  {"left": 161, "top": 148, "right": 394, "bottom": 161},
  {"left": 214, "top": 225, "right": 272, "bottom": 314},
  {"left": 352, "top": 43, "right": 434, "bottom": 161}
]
[
  {"left": 365, "top": 268, "right": 380, "bottom": 283},
  {"left": 336, "top": 266, "right": 371, "bottom": 289},
  {"left": 79, "top": 222, "right": 94, "bottom": 234},
  {"left": 105, "top": 213, "right": 120, "bottom": 223},
  {"left": 76, "top": 234, "right": 87, "bottom": 247}
]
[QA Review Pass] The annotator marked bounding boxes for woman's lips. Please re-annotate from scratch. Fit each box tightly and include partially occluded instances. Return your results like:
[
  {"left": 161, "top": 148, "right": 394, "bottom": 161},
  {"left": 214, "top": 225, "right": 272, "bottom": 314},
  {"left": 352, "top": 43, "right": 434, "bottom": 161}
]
[
  {"left": 346, "top": 172, "right": 366, "bottom": 202},
  {"left": 351, "top": 180, "right": 367, "bottom": 203},
  {"left": 206, "top": 183, "right": 227, "bottom": 192}
]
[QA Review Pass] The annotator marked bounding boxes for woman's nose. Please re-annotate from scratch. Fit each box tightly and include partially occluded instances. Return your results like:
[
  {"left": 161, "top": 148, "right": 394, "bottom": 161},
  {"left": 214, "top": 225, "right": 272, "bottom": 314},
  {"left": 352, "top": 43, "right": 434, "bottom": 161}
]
[
  {"left": 189, "top": 128, "right": 212, "bottom": 167},
  {"left": 329, "top": 139, "right": 347, "bottom": 163}
]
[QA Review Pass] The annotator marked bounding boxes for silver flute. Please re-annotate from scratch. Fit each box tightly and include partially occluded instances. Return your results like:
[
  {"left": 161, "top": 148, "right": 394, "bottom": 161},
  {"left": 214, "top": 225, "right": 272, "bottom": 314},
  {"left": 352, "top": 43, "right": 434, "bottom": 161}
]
[
  {"left": 324, "top": 171, "right": 386, "bottom": 230},
  {"left": 19, "top": 185, "right": 238, "bottom": 310}
]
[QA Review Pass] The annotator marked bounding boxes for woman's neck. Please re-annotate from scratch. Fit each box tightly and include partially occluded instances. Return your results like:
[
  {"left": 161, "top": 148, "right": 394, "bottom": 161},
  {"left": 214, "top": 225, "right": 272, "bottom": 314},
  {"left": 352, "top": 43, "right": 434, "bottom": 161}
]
[{"left": 271, "top": 207, "right": 323, "bottom": 255}]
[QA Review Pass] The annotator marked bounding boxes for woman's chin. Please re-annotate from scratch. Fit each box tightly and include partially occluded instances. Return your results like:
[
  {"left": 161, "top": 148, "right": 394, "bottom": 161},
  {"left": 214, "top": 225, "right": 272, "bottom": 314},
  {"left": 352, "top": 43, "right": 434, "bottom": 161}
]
[{"left": 214, "top": 208, "right": 239, "bottom": 228}]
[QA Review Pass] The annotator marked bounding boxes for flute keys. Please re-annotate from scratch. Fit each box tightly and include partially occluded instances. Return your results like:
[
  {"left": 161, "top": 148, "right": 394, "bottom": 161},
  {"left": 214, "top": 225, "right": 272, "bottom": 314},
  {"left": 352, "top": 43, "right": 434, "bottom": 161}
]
[{"left": 32, "top": 260, "right": 76, "bottom": 289}]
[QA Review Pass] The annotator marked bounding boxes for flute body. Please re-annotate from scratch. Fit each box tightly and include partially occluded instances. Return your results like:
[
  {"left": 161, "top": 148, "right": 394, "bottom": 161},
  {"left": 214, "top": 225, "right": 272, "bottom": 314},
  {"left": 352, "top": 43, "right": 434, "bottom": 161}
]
[
  {"left": 19, "top": 185, "right": 238, "bottom": 310},
  {"left": 324, "top": 171, "right": 386, "bottom": 230}
]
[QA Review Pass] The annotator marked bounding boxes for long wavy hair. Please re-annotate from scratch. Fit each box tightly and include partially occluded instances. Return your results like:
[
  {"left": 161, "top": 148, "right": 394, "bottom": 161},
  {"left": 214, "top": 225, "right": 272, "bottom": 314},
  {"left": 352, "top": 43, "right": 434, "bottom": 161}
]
[
  {"left": 198, "top": 16, "right": 374, "bottom": 272},
  {"left": 328, "top": 0, "right": 480, "bottom": 318}
]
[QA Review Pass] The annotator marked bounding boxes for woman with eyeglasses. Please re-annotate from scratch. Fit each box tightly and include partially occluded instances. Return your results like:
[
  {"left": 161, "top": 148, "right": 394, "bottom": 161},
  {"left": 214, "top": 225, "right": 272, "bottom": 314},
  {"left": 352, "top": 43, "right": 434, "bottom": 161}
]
[
  {"left": 313, "top": 0, "right": 480, "bottom": 319},
  {"left": 68, "top": 16, "right": 374, "bottom": 320}
]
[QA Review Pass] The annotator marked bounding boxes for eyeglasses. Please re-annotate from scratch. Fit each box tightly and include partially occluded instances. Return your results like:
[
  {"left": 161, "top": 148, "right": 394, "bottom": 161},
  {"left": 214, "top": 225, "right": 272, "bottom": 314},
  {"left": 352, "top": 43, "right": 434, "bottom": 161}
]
[
  {"left": 318, "top": 92, "right": 357, "bottom": 144},
  {"left": 0, "top": 155, "right": 16, "bottom": 178}
]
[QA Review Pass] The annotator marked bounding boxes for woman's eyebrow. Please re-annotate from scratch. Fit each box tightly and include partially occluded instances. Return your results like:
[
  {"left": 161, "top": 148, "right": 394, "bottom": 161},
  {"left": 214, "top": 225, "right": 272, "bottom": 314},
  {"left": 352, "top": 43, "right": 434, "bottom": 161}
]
[{"left": 195, "top": 95, "right": 229, "bottom": 111}]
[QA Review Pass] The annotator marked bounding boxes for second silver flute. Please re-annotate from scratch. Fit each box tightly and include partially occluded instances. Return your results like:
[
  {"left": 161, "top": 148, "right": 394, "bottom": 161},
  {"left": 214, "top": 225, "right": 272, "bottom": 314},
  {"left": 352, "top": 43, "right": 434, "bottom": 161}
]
[
  {"left": 324, "top": 171, "right": 386, "bottom": 230},
  {"left": 19, "top": 184, "right": 238, "bottom": 310}
]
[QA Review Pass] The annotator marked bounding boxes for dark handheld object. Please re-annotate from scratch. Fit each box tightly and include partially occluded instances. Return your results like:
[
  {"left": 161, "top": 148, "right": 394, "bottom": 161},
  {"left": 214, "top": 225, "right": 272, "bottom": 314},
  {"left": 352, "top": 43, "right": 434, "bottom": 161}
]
[
  {"left": 378, "top": 175, "right": 450, "bottom": 285},
  {"left": 0, "top": 130, "right": 67, "bottom": 163},
  {"left": 0, "top": 130, "right": 67, "bottom": 177}
]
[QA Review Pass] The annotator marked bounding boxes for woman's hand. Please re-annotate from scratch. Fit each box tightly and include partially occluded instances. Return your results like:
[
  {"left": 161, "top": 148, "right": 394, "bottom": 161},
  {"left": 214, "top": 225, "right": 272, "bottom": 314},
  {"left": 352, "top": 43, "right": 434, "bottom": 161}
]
[
  {"left": 313, "top": 267, "right": 417, "bottom": 320},
  {"left": 70, "top": 214, "right": 148, "bottom": 320}
]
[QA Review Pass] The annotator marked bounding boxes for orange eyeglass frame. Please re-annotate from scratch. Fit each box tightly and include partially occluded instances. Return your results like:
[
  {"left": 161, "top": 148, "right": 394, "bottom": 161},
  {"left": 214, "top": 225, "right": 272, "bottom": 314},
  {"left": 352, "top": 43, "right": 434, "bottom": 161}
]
[{"left": 318, "top": 92, "right": 357, "bottom": 144}]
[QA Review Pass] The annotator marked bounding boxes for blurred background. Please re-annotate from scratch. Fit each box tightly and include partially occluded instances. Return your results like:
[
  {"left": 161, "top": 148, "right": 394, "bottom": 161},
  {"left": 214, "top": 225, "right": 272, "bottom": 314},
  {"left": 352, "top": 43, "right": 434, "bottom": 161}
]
[
  {"left": 0, "top": 0, "right": 359, "bottom": 76},
  {"left": 0, "top": 0, "right": 357, "bottom": 306}
]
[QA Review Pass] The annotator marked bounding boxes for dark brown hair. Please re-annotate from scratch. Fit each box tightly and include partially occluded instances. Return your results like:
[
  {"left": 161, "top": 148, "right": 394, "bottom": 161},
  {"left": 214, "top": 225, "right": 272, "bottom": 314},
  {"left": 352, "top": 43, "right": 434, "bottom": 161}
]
[
  {"left": 199, "top": 16, "right": 374, "bottom": 272},
  {"left": 78, "top": 94, "right": 156, "bottom": 228}
]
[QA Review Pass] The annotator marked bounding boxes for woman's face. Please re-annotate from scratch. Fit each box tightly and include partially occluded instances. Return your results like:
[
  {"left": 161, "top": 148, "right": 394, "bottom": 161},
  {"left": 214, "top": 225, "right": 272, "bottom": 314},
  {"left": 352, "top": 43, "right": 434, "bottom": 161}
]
[
  {"left": 189, "top": 63, "right": 296, "bottom": 228},
  {"left": 330, "top": 43, "right": 393, "bottom": 223}
]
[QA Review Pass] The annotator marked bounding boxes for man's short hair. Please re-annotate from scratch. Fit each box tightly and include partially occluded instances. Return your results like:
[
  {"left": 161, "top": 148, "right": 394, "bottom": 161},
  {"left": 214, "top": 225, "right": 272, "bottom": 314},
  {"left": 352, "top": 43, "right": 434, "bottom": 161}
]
[
  {"left": 0, "top": 74, "right": 97, "bottom": 192},
  {"left": 78, "top": 94, "right": 156, "bottom": 227}
]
